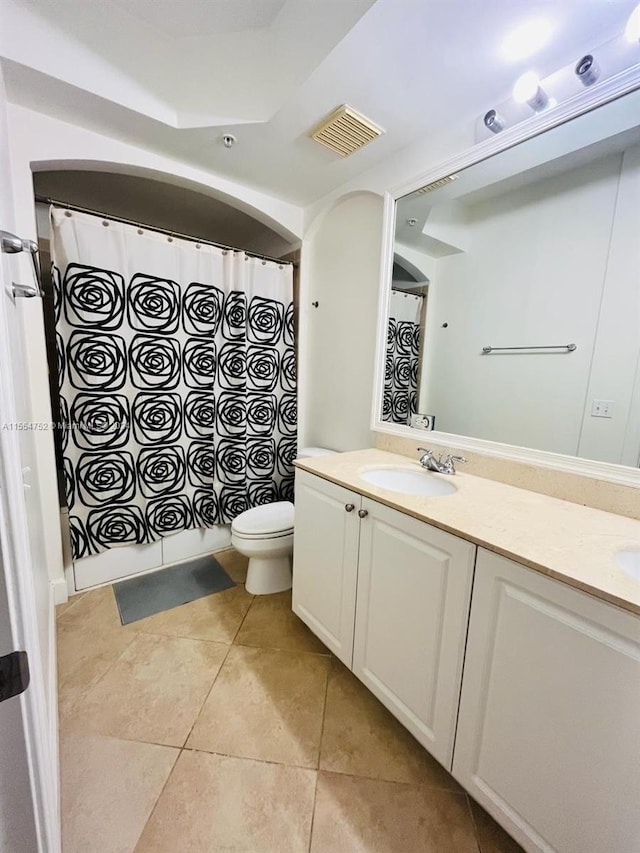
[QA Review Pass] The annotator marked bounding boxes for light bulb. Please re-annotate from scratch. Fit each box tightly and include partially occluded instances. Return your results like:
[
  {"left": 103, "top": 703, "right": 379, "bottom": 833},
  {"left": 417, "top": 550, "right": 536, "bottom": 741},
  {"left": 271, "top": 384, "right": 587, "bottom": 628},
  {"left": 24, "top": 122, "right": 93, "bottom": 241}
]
[
  {"left": 575, "top": 54, "right": 600, "bottom": 86},
  {"left": 513, "top": 72, "right": 540, "bottom": 103},
  {"left": 484, "top": 109, "right": 506, "bottom": 134},
  {"left": 513, "top": 72, "right": 548, "bottom": 111},
  {"left": 625, "top": 3, "right": 640, "bottom": 42}
]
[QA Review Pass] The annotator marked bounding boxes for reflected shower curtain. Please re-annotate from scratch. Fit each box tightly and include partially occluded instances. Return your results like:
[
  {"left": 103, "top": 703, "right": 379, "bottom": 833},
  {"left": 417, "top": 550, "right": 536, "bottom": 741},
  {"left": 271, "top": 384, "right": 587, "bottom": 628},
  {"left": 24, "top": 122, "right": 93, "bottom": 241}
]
[
  {"left": 51, "top": 207, "right": 295, "bottom": 560},
  {"left": 382, "top": 290, "right": 422, "bottom": 424}
]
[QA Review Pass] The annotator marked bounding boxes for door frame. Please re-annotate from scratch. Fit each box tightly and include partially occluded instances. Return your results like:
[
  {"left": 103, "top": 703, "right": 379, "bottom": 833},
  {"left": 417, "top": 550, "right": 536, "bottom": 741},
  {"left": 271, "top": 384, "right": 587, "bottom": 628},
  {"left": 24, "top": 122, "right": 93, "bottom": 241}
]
[{"left": 0, "top": 257, "right": 61, "bottom": 850}]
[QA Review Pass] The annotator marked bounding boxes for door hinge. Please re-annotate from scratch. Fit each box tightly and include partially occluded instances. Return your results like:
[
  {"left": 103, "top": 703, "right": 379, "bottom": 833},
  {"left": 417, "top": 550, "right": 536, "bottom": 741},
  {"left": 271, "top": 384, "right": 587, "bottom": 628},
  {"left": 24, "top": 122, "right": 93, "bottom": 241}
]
[{"left": 0, "top": 651, "right": 30, "bottom": 702}]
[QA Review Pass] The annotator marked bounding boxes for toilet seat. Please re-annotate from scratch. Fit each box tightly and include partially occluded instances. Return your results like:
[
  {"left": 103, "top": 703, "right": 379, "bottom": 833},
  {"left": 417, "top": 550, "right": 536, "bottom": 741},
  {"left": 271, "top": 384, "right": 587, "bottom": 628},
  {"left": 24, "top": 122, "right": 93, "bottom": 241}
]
[
  {"left": 233, "top": 528, "right": 293, "bottom": 541},
  {"left": 231, "top": 501, "right": 294, "bottom": 538}
]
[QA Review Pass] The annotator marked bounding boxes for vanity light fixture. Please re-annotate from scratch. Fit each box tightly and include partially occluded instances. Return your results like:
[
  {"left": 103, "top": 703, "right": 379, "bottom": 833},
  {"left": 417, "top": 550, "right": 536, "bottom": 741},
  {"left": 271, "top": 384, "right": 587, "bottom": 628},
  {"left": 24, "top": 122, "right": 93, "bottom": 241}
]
[
  {"left": 575, "top": 54, "right": 600, "bottom": 86},
  {"left": 484, "top": 109, "right": 506, "bottom": 134},
  {"left": 478, "top": 12, "right": 640, "bottom": 141},
  {"left": 513, "top": 71, "right": 549, "bottom": 111},
  {"left": 626, "top": 3, "right": 640, "bottom": 42}
]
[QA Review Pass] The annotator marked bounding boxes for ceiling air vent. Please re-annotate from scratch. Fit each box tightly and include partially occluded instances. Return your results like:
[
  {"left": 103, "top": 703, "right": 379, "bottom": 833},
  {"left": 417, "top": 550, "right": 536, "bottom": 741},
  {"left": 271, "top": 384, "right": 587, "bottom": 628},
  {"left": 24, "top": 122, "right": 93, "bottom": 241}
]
[
  {"left": 310, "top": 104, "right": 384, "bottom": 157},
  {"left": 414, "top": 174, "right": 459, "bottom": 195}
]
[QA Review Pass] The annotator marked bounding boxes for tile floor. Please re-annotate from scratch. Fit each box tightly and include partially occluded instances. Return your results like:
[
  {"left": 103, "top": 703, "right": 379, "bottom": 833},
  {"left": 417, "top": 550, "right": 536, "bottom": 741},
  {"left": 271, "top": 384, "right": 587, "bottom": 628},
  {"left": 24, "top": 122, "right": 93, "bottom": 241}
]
[{"left": 56, "top": 547, "right": 524, "bottom": 853}]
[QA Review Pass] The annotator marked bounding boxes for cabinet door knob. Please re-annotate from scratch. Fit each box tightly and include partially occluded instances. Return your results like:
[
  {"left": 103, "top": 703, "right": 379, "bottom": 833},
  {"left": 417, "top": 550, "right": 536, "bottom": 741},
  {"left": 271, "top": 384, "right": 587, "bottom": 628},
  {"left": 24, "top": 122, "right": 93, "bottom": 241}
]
[
  {"left": 345, "top": 503, "right": 355, "bottom": 512},
  {"left": 358, "top": 509, "right": 368, "bottom": 518}
]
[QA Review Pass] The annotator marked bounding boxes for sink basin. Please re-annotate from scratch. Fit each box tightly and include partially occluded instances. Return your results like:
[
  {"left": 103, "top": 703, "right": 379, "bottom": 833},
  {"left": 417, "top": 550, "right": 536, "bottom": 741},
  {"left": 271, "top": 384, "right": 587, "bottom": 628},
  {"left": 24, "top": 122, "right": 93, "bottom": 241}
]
[
  {"left": 359, "top": 467, "right": 457, "bottom": 497},
  {"left": 615, "top": 549, "right": 640, "bottom": 582}
]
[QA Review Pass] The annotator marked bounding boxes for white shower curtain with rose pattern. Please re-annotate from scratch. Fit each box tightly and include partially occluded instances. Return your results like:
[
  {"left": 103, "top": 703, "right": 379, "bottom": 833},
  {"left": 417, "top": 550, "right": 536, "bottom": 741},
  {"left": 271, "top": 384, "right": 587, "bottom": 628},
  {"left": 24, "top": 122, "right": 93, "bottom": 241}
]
[
  {"left": 382, "top": 290, "right": 423, "bottom": 424},
  {"left": 51, "top": 207, "right": 296, "bottom": 560}
]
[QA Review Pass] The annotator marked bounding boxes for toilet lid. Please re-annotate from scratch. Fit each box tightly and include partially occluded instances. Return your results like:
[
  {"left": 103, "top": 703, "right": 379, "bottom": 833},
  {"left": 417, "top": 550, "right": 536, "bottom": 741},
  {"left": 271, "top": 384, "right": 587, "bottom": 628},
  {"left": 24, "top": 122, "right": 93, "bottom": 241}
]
[{"left": 231, "top": 501, "right": 295, "bottom": 536}]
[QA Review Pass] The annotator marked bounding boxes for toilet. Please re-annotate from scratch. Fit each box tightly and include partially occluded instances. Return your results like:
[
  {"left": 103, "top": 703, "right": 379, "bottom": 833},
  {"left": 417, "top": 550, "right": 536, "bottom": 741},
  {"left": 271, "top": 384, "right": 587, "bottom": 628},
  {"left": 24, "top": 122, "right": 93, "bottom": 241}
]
[{"left": 231, "top": 447, "right": 336, "bottom": 595}]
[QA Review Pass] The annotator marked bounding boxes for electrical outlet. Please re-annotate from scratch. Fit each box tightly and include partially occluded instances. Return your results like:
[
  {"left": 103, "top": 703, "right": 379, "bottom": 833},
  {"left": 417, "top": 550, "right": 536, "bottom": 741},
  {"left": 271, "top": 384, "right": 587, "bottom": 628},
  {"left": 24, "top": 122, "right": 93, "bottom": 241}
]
[
  {"left": 410, "top": 413, "right": 435, "bottom": 430},
  {"left": 591, "top": 399, "right": 614, "bottom": 418}
]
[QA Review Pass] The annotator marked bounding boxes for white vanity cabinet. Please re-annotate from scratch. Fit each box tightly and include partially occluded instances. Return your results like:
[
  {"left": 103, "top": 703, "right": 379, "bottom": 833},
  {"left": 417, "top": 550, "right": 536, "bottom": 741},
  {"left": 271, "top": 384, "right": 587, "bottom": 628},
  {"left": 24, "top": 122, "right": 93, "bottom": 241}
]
[
  {"left": 292, "top": 468, "right": 476, "bottom": 767},
  {"left": 292, "top": 469, "right": 361, "bottom": 666},
  {"left": 453, "top": 548, "right": 640, "bottom": 853},
  {"left": 353, "top": 497, "right": 476, "bottom": 767}
]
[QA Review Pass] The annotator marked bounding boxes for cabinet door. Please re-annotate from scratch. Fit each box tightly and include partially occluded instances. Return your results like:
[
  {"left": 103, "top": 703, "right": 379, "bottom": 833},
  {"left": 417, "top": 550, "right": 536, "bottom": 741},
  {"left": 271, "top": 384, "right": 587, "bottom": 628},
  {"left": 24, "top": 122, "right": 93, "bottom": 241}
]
[
  {"left": 292, "top": 470, "right": 361, "bottom": 667},
  {"left": 353, "top": 498, "right": 476, "bottom": 769},
  {"left": 453, "top": 548, "right": 640, "bottom": 853}
]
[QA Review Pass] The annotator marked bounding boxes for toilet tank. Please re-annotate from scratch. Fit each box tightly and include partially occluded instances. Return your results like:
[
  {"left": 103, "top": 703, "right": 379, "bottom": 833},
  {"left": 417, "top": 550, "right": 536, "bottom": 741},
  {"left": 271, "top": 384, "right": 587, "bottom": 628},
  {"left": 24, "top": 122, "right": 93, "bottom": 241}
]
[{"left": 296, "top": 447, "right": 336, "bottom": 459}]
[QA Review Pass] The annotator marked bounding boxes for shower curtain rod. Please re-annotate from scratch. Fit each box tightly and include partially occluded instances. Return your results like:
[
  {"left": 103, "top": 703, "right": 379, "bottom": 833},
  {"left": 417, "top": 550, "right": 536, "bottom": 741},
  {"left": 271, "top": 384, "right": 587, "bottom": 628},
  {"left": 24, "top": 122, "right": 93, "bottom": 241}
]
[{"left": 34, "top": 195, "right": 295, "bottom": 267}]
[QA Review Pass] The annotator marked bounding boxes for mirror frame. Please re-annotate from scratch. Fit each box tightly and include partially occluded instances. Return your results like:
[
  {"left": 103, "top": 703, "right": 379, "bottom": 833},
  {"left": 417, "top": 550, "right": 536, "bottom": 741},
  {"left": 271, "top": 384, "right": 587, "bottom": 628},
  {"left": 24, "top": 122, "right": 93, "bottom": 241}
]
[{"left": 372, "top": 69, "right": 640, "bottom": 488}]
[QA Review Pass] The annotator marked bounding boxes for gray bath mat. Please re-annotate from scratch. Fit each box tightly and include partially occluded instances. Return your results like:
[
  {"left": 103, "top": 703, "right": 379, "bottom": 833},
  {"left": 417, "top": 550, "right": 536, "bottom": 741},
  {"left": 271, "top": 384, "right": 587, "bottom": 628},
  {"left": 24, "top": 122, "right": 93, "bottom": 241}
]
[{"left": 113, "top": 554, "right": 235, "bottom": 625}]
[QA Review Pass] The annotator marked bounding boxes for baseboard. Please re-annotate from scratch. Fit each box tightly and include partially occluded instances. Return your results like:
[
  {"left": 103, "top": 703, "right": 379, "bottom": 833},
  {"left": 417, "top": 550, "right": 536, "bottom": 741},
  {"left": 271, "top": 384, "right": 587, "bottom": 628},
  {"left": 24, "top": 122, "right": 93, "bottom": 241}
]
[
  {"left": 51, "top": 577, "right": 68, "bottom": 606},
  {"left": 64, "top": 565, "right": 75, "bottom": 596}
]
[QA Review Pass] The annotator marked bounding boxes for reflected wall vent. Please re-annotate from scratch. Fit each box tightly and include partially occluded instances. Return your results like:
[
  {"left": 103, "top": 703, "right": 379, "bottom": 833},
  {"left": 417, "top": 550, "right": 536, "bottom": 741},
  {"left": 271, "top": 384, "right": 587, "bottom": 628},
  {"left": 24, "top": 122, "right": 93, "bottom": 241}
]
[
  {"left": 310, "top": 104, "right": 384, "bottom": 157},
  {"left": 414, "top": 174, "right": 459, "bottom": 194}
]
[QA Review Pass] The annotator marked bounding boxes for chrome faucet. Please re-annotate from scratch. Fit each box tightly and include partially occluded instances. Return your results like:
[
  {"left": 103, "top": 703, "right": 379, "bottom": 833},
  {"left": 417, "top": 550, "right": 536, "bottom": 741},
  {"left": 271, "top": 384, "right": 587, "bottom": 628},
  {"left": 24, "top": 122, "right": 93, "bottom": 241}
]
[{"left": 417, "top": 448, "right": 466, "bottom": 475}]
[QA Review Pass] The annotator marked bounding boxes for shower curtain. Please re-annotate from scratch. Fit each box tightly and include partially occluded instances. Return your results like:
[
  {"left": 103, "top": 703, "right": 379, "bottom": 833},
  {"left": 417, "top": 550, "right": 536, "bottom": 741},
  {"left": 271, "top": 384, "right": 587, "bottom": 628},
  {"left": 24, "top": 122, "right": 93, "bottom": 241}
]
[
  {"left": 382, "top": 290, "right": 422, "bottom": 424},
  {"left": 51, "top": 207, "right": 295, "bottom": 560}
]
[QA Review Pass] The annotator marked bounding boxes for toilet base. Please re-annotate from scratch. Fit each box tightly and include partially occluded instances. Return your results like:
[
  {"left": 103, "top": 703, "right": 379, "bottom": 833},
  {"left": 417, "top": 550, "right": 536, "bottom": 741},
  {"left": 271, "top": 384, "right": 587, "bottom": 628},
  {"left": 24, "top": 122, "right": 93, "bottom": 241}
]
[{"left": 245, "top": 555, "right": 292, "bottom": 595}]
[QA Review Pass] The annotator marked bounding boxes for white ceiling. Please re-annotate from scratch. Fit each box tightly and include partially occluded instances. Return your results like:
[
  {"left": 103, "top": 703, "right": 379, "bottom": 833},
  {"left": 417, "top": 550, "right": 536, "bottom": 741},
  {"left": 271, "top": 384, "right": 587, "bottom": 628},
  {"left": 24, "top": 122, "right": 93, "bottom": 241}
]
[
  {"left": 111, "top": 0, "right": 287, "bottom": 38},
  {"left": 2, "top": 0, "right": 639, "bottom": 206}
]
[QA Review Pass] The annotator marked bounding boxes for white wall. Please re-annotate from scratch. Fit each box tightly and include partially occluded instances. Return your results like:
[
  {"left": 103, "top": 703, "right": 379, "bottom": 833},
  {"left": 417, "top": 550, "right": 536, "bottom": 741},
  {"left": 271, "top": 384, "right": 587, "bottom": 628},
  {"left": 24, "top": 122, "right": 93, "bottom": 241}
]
[
  {"left": 299, "top": 192, "right": 384, "bottom": 451},
  {"left": 298, "top": 131, "right": 464, "bottom": 450},
  {"left": 578, "top": 145, "right": 640, "bottom": 466},
  {"left": 419, "top": 148, "right": 640, "bottom": 463},
  {"left": 421, "top": 201, "right": 470, "bottom": 255},
  {"left": 394, "top": 242, "right": 435, "bottom": 283}
]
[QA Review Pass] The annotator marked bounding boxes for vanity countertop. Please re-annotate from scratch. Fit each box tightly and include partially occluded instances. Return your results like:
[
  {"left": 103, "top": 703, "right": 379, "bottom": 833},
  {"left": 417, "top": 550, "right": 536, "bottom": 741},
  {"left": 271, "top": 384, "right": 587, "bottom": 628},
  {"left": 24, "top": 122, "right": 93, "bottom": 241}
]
[{"left": 294, "top": 448, "right": 640, "bottom": 615}]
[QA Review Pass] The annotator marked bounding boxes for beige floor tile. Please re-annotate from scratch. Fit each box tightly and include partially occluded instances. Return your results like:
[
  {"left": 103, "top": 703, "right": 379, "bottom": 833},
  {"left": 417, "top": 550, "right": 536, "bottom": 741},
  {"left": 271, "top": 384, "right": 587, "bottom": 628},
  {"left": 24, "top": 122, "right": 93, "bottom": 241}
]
[
  {"left": 320, "top": 660, "right": 462, "bottom": 788},
  {"left": 57, "top": 584, "right": 129, "bottom": 632},
  {"left": 187, "top": 644, "right": 329, "bottom": 767},
  {"left": 310, "top": 771, "right": 478, "bottom": 853},
  {"left": 61, "top": 731, "right": 178, "bottom": 853},
  {"left": 74, "top": 633, "right": 229, "bottom": 746},
  {"left": 131, "top": 584, "right": 253, "bottom": 643},
  {"left": 470, "top": 799, "right": 525, "bottom": 853},
  {"left": 215, "top": 547, "right": 249, "bottom": 583},
  {"left": 56, "top": 591, "right": 86, "bottom": 619},
  {"left": 234, "top": 590, "right": 330, "bottom": 655},
  {"left": 57, "top": 587, "right": 137, "bottom": 723},
  {"left": 135, "top": 750, "right": 316, "bottom": 853}
]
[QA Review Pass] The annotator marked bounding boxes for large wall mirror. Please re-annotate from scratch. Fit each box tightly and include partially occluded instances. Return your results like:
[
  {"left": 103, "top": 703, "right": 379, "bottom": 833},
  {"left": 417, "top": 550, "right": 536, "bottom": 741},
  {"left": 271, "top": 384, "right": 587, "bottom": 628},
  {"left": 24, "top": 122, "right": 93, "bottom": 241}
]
[{"left": 375, "top": 88, "right": 640, "bottom": 478}]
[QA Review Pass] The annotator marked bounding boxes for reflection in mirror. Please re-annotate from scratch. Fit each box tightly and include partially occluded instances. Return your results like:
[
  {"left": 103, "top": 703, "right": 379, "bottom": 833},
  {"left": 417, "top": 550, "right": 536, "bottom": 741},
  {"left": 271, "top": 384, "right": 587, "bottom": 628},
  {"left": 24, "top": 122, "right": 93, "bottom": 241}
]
[
  {"left": 384, "top": 121, "right": 640, "bottom": 467},
  {"left": 382, "top": 279, "right": 426, "bottom": 425}
]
